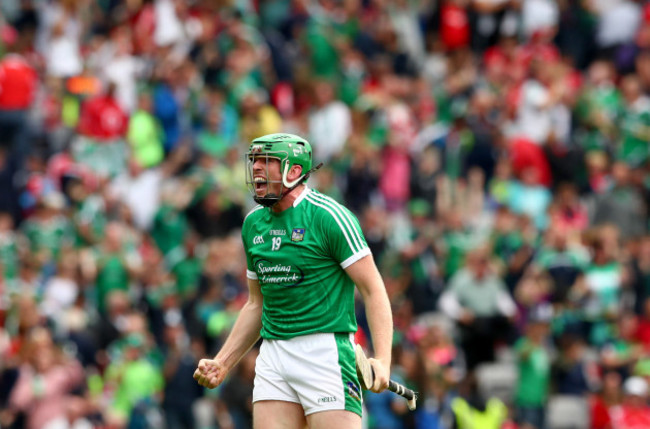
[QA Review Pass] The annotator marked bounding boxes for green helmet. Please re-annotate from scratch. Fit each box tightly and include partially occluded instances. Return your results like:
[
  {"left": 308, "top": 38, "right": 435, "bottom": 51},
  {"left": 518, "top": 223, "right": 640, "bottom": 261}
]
[{"left": 246, "top": 133, "right": 315, "bottom": 207}]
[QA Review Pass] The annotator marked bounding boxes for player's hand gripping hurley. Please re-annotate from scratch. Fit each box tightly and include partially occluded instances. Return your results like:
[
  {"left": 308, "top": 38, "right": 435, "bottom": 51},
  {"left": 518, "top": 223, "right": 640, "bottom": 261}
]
[{"left": 355, "top": 344, "right": 417, "bottom": 410}]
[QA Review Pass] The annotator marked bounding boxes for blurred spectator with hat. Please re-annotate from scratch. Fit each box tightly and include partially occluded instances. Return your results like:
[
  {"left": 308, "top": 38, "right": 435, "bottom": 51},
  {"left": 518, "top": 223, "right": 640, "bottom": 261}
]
[{"left": 610, "top": 376, "right": 650, "bottom": 429}]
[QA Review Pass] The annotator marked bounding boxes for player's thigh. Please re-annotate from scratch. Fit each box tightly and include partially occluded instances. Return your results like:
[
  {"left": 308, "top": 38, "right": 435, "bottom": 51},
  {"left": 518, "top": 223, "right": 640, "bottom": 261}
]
[
  {"left": 288, "top": 333, "right": 363, "bottom": 417},
  {"left": 306, "top": 410, "right": 361, "bottom": 429},
  {"left": 253, "top": 400, "right": 306, "bottom": 429}
]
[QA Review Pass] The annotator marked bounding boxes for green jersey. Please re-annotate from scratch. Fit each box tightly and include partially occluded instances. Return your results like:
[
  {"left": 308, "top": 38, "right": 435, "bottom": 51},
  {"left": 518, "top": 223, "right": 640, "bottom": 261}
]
[
  {"left": 575, "top": 85, "right": 622, "bottom": 151},
  {"left": 618, "top": 97, "right": 650, "bottom": 166},
  {"left": 515, "top": 338, "right": 550, "bottom": 407},
  {"left": 151, "top": 204, "right": 188, "bottom": 256},
  {"left": 0, "top": 232, "right": 20, "bottom": 280},
  {"left": 242, "top": 188, "right": 370, "bottom": 340},
  {"left": 74, "top": 195, "right": 107, "bottom": 246},
  {"left": 22, "top": 215, "right": 74, "bottom": 260},
  {"left": 585, "top": 261, "right": 622, "bottom": 317},
  {"left": 94, "top": 250, "right": 130, "bottom": 314}
]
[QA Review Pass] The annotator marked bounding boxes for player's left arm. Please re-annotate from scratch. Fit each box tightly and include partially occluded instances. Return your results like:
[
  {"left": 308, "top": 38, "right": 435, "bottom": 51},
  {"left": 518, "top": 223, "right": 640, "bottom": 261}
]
[{"left": 345, "top": 254, "right": 393, "bottom": 393}]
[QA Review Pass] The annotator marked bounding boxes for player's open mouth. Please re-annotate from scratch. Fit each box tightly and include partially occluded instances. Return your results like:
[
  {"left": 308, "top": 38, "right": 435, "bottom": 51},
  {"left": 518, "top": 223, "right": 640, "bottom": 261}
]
[{"left": 254, "top": 176, "right": 267, "bottom": 193}]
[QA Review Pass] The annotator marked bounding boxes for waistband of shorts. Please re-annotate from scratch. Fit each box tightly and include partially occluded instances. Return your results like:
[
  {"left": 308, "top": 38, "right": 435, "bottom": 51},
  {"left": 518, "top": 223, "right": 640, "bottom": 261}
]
[{"left": 264, "top": 332, "right": 355, "bottom": 344}]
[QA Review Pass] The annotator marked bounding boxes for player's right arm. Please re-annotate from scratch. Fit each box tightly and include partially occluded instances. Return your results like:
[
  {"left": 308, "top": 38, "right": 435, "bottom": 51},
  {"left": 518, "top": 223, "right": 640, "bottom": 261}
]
[{"left": 193, "top": 277, "right": 263, "bottom": 389}]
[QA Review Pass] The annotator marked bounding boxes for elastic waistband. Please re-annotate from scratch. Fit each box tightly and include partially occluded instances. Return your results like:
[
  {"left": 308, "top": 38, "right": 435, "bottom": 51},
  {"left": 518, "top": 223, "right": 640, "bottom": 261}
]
[{"left": 264, "top": 332, "right": 355, "bottom": 345}]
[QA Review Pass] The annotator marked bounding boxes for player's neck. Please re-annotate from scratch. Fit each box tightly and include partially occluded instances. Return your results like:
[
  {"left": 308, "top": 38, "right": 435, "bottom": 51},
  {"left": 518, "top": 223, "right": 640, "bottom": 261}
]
[{"left": 271, "top": 184, "right": 306, "bottom": 213}]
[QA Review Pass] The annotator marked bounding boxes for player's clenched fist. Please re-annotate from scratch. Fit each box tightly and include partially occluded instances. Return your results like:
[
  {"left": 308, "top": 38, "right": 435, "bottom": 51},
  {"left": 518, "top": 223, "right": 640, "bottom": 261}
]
[{"left": 193, "top": 358, "right": 227, "bottom": 389}]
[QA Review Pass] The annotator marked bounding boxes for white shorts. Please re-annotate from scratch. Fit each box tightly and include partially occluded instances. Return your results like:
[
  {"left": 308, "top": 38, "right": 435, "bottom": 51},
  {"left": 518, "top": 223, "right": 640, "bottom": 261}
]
[{"left": 253, "top": 332, "right": 363, "bottom": 416}]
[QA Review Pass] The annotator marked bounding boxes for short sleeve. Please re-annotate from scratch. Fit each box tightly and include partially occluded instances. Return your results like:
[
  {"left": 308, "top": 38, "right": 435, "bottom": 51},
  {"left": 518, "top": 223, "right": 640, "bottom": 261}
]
[{"left": 318, "top": 202, "right": 371, "bottom": 269}]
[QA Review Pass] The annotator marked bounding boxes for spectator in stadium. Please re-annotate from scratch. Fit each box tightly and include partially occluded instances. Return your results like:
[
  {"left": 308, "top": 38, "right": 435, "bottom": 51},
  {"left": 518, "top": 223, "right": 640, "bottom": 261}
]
[
  {"left": 451, "top": 373, "right": 508, "bottom": 429},
  {"left": 439, "top": 246, "right": 517, "bottom": 369},
  {"left": 589, "top": 370, "right": 622, "bottom": 429},
  {"left": 0, "top": 38, "right": 38, "bottom": 167},
  {"left": 592, "top": 162, "right": 646, "bottom": 241},
  {"left": 8, "top": 327, "right": 86, "bottom": 429},
  {"left": 514, "top": 304, "right": 552, "bottom": 429},
  {"left": 610, "top": 376, "right": 650, "bottom": 429}
]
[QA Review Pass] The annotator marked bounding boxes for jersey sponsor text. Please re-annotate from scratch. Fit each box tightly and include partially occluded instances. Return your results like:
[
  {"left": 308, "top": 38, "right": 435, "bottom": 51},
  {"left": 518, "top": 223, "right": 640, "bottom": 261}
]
[{"left": 255, "top": 259, "right": 304, "bottom": 287}]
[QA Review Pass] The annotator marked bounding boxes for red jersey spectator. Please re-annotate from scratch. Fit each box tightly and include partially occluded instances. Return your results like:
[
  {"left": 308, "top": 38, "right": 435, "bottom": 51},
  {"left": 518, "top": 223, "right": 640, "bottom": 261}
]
[
  {"left": 440, "top": 0, "right": 470, "bottom": 51},
  {"left": 130, "top": 1, "right": 156, "bottom": 55},
  {"left": 0, "top": 48, "right": 38, "bottom": 168},
  {"left": 77, "top": 83, "right": 128, "bottom": 141},
  {"left": 509, "top": 137, "right": 552, "bottom": 187},
  {"left": 610, "top": 377, "right": 650, "bottom": 429},
  {"left": 549, "top": 183, "right": 589, "bottom": 234},
  {"left": 590, "top": 371, "right": 622, "bottom": 429},
  {"left": 519, "top": 40, "right": 561, "bottom": 71},
  {"left": 0, "top": 54, "right": 37, "bottom": 110}
]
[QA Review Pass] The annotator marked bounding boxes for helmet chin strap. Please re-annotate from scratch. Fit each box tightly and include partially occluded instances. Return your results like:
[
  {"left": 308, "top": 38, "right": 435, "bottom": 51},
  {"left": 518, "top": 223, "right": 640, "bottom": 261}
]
[
  {"left": 282, "top": 162, "right": 305, "bottom": 189},
  {"left": 254, "top": 162, "right": 324, "bottom": 208},
  {"left": 282, "top": 162, "right": 324, "bottom": 191}
]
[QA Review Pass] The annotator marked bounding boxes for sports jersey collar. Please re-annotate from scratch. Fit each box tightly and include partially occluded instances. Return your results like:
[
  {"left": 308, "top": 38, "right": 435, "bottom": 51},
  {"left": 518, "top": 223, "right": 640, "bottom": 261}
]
[{"left": 293, "top": 186, "right": 310, "bottom": 207}]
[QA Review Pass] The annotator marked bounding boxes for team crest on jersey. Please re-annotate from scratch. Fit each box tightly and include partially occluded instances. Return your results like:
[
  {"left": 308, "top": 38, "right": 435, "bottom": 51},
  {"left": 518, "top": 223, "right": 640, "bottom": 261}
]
[{"left": 291, "top": 228, "right": 305, "bottom": 242}]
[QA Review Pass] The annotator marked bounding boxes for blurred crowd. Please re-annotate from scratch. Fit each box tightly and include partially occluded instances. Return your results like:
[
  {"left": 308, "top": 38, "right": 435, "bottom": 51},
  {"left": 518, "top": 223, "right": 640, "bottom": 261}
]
[{"left": 1, "top": 0, "right": 650, "bottom": 428}]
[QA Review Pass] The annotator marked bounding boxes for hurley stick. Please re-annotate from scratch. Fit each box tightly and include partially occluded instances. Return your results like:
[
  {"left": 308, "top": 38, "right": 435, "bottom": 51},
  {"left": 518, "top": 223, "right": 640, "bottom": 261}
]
[{"left": 355, "top": 344, "right": 417, "bottom": 410}]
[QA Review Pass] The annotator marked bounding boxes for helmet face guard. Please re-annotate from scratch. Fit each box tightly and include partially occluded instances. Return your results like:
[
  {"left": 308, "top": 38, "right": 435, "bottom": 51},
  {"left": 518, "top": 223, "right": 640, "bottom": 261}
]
[
  {"left": 245, "top": 134, "right": 314, "bottom": 207},
  {"left": 246, "top": 152, "right": 288, "bottom": 207}
]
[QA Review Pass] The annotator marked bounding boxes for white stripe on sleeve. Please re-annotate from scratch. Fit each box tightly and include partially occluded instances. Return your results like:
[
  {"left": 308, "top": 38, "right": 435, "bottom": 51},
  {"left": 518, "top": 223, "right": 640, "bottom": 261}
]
[
  {"left": 308, "top": 192, "right": 365, "bottom": 253},
  {"left": 340, "top": 247, "right": 371, "bottom": 269},
  {"left": 305, "top": 194, "right": 360, "bottom": 254}
]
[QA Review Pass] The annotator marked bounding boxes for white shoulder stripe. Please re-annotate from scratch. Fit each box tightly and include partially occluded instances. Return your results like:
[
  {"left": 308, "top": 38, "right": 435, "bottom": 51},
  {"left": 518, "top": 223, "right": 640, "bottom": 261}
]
[
  {"left": 308, "top": 192, "right": 365, "bottom": 252},
  {"left": 311, "top": 191, "right": 365, "bottom": 247},
  {"left": 292, "top": 186, "right": 310, "bottom": 207},
  {"left": 305, "top": 194, "right": 361, "bottom": 254},
  {"left": 244, "top": 205, "right": 264, "bottom": 220}
]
